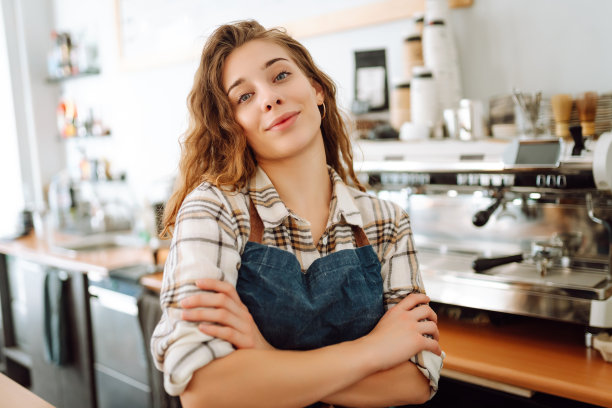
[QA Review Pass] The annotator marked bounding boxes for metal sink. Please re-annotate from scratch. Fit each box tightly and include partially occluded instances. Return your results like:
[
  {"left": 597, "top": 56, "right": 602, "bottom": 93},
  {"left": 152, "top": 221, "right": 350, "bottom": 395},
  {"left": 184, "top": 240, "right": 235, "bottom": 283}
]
[{"left": 51, "top": 233, "right": 145, "bottom": 254}]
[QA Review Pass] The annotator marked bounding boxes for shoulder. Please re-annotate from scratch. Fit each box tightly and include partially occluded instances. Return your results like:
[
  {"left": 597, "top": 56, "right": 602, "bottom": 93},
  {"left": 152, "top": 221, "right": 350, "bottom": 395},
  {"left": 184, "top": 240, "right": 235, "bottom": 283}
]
[
  {"left": 177, "top": 182, "right": 250, "bottom": 235},
  {"left": 181, "top": 181, "right": 248, "bottom": 215},
  {"left": 347, "top": 186, "right": 408, "bottom": 228}
]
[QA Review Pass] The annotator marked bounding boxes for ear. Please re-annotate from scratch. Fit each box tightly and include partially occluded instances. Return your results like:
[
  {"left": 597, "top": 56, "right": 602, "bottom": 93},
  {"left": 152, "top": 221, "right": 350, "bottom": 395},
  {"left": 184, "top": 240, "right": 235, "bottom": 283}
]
[{"left": 310, "top": 78, "right": 325, "bottom": 105}]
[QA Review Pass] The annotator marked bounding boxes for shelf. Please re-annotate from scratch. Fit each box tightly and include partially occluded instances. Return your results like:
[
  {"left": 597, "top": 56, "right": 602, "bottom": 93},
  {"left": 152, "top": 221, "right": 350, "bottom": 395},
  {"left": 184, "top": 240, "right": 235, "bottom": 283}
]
[
  {"left": 4, "top": 347, "right": 32, "bottom": 369},
  {"left": 46, "top": 68, "right": 100, "bottom": 83},
  {"left": 62, "top": 133, "right": 112, "bottom": 141}
]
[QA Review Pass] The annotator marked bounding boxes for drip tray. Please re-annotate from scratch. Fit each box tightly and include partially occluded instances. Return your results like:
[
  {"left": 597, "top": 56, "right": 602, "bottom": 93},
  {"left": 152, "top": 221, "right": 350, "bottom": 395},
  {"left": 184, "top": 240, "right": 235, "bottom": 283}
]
[
  {"left": 418, "top": 250, "right": 607, "bottom": 290},
  {"left": 487, "top": 263, "right": 606, "bottom": 288}
]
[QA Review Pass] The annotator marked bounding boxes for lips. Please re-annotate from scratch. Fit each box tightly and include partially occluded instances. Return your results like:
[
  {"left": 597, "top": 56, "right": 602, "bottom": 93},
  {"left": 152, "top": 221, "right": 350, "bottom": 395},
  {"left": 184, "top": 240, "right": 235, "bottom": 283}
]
[{"left": 265, "top": 111, "right": 300, "bottom": 131}]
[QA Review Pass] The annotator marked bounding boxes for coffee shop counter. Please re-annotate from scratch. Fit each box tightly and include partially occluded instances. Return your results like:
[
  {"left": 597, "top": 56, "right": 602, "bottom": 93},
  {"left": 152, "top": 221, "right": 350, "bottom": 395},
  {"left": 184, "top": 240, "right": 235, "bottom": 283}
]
[
  {"left": 0, "top": 373, "right": 55, "bottom": 408},
  {"left": 0, "top": 232, "right": 155, "bottom": 275},
  {"left": 141, "top": 272, "right": 612, "bottom": 407}
]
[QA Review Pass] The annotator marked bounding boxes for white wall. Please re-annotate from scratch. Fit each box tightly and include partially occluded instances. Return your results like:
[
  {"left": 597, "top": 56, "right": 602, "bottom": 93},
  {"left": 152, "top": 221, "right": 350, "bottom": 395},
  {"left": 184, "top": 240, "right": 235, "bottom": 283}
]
[
  {"left": 452, "top": 0, "right": 612, "bottom": 99},
  {"left": 0, "top": 0, "right": 24, "bottom": 235},
  {"left": 2, "top": 0, "right": 63, "bottom": 209},
  {"left": 10, "top": 0, "right": 612, "bottom": 205}
]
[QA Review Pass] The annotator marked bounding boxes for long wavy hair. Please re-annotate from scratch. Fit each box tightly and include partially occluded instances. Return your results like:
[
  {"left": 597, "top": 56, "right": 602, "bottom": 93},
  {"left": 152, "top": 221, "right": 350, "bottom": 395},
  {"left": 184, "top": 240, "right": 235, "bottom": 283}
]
[{"left": 161, "top": 20, "right": 364, "bottom": 238}]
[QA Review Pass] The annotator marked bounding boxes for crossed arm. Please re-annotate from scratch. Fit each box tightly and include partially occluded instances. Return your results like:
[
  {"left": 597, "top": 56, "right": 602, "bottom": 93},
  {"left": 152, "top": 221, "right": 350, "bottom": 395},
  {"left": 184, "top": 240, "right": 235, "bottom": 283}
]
[{"left": 179, "top": 278, "right": 441, "bottom": 408}]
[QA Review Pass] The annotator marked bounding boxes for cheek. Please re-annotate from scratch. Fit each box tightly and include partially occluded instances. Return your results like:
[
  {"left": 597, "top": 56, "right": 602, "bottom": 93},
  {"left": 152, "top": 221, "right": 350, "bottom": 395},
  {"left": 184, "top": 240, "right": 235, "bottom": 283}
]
[
  {"left": 234, "top": 110, "right": 256, "bottom": 134},
  {"left": 235, "top": 111, "right": 261, "bottom": 149},
  {"left": 234, "top": 112, "right": 253, "bottom": 140}
]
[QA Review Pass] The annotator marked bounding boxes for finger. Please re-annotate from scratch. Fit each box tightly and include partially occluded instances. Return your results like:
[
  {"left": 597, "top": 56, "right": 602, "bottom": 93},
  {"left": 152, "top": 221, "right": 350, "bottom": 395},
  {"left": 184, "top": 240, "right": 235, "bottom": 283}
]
[
  {"left": 198, "top": 324, "right": 251, "bottom": 349},
  {"left": 395, "top": 293, "right": 430, "bottom": 310},
  {"left": 417, "top": 320, "right": 440, "bottom": 341},
  {"left": 182, "top": 307, "right": 249, "bottom": 333},
  {"left": 421, "top": 337, "right": 442, "bottom": 356},
  {"left": 195, "top": 278, "right": 242, "bottom": 304},
  {"left": 181, "top": 291, "right": 244, "bottom": 318},
  {"left": 410, "top": 305, "right": 438, "bottom": 323},
  {"left": 180, "top": 292, "right": 217, "bottom": 308}
]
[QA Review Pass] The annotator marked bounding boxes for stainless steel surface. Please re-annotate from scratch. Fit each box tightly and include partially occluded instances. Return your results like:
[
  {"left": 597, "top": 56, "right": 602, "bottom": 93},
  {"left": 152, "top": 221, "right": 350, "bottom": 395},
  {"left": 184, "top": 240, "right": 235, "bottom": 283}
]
[
  {"left": 51, "top": 232, "right": 145, "bottom": 255},
  {"left": 409, "top": 193, "right": 612, "bottom": 327},
  {"left": 409, "top": 195, "right": 608, "bottom": 261},
  {"left": 587, "top": 192, "right": 612, "bottom": 282},
  {"left": 355, "top": 139, "right": 612, "bottom": 328},
  {"left": 88, "top": 274, "right": 151, "bottom": 408},
  {"left": 354, "top": 139, "right": 595, "bottom": 174}
]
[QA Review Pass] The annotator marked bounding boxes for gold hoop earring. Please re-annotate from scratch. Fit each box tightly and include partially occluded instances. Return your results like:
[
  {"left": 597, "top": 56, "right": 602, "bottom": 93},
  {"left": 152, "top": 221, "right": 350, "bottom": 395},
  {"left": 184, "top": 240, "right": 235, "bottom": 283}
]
[{"left": 320, "top": 102, "right": 326, "bottom": 120}]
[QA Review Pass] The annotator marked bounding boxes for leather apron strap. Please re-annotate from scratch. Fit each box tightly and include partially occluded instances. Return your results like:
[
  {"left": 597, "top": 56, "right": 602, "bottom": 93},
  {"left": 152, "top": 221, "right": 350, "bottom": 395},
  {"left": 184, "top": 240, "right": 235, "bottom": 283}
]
[
  {"left": 249, "top": 199, "right": 370, "bottom": 248},
  {"left": 248, "top": 199, "right": 265, "bottom": 244},
  {"left": 351, "top": 225, "right": 370, "bottom": 248}
]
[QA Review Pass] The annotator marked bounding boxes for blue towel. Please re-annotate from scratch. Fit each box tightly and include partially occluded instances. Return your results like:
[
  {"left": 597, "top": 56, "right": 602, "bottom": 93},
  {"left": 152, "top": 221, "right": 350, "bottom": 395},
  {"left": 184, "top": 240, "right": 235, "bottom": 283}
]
[{"left": 43, "top": 269, "right": 71, "bottom": 366}]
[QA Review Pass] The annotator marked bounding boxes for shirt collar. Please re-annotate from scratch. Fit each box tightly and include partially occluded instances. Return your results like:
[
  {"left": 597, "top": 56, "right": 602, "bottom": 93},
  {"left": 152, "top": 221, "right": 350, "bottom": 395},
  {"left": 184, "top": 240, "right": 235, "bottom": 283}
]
[
  {"left": 248, "top": 166, "right": 363, "bottom": 229},
  {"left": 247, "top": 166, "right": 289, "bottom": 229},
  {"left": 328, "top": 167, "right": 363, "bottom": 228}
]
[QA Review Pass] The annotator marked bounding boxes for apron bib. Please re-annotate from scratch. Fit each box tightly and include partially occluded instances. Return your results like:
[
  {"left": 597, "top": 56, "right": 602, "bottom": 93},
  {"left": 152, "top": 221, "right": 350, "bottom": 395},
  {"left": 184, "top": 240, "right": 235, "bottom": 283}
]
[{"left": 236, "top": 201, "right": 384, "bottom": 350}]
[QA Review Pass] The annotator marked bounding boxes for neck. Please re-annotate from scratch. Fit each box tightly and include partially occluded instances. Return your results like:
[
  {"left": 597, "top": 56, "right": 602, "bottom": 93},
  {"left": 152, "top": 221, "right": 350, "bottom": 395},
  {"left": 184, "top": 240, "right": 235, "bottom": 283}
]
[{"left": 257, "top": 136, "right": 332, "bottom": 221}]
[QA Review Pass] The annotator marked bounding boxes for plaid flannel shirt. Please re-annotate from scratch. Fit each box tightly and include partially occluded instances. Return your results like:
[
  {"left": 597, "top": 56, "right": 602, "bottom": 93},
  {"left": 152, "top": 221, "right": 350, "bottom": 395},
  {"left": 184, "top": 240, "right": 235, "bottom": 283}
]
[{"left": 151, "top": 166, "right": 443, "bottom": 397}]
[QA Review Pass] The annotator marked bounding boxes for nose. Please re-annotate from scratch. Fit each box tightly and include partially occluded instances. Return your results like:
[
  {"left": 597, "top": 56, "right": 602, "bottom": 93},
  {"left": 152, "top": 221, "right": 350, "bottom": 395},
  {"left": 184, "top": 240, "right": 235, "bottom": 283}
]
[{"left": 262, "top": 90, "right": 283, "bottom": 111}]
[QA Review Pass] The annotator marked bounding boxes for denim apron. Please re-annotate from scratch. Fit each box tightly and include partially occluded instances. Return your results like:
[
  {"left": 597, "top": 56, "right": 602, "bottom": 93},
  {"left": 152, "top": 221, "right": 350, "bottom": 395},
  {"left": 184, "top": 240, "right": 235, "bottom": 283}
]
[{"left": 236, "top": 201, "right": 385, "bottom": 407}]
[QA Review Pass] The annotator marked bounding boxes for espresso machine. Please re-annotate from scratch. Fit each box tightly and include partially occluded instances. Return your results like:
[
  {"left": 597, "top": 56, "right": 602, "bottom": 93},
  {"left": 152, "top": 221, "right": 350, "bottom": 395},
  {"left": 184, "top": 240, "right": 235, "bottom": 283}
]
[{"left": 354, "top": 134, "right": 612, "bottom": 342}]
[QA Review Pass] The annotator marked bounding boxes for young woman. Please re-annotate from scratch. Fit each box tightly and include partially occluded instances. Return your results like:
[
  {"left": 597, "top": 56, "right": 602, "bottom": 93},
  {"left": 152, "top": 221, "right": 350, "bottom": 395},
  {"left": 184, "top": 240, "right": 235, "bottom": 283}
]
[{"left": 151, "top": 20, "right": 443, "bottom": 408}]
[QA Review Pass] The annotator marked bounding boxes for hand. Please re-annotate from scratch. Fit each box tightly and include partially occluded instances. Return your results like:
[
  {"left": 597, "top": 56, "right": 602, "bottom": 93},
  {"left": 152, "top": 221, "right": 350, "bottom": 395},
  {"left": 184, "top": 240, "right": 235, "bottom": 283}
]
[
  {"left": 359, "top": 293, "right": 441, "bottom": 371},
  {"left": 180, "top": 278, "right": 274, "bottom": 350}
]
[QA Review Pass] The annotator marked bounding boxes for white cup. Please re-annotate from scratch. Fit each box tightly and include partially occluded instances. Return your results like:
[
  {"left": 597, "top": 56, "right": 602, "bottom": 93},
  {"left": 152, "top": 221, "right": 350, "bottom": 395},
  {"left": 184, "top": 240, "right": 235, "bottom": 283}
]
[{"left": 400, "top": 122, "right": 431, "bottom": 141}]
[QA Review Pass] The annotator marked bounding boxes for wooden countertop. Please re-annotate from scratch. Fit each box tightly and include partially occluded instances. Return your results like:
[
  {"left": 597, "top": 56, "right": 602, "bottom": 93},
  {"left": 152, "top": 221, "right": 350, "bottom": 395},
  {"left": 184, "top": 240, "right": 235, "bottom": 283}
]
[
  {"left": 439, "top": 315, "right": 612, "bottom": 407},
  {"left": 0, "top": 232, "right": 154, "bottom": 274},
  {"left": 140, "top": 273, "right": 612, "bottom": 406},
  {"left": 0, "top": 373, "right": 55, "bottom": 408},
  {"left": 140, "top": 271, "right": 164, "bottom": 292}
]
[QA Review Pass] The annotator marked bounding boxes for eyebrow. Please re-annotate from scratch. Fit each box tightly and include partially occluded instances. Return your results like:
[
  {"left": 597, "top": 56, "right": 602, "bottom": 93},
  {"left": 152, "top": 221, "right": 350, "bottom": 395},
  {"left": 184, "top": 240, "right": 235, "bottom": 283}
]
[{"left": 226, "top": 57, "right": 289, "bottom": 96}]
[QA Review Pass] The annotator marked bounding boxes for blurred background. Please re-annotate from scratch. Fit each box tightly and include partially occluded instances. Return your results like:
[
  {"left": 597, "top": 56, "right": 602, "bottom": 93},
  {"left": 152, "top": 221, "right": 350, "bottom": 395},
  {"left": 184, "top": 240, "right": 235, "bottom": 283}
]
[{"left": 2, "top": 0, "right": 611, "bottom": 239}]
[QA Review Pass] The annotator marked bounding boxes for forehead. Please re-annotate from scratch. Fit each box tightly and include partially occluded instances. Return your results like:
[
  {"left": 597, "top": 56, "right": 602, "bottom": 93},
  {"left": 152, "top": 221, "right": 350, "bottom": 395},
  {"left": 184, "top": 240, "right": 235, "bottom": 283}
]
[{"left": 222, "top": 39, "right": 294, "bottom": 90}]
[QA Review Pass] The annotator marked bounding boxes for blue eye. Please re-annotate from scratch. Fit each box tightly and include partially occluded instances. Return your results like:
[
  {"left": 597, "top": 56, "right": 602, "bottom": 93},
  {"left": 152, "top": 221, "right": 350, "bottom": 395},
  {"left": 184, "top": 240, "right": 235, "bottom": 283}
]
[
  {"left": 238, "top": 93, "right": 252, "bottom": 104},
  {"left": 275, "top": 71, "right": 290, "bottom": 81}
]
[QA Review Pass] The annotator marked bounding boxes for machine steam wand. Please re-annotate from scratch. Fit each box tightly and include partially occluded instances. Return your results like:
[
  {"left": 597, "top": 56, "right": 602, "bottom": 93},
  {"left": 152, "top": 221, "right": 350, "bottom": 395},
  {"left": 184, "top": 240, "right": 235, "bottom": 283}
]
[{"left": 472, "top": 190, "right": 505, "bottom": 227}]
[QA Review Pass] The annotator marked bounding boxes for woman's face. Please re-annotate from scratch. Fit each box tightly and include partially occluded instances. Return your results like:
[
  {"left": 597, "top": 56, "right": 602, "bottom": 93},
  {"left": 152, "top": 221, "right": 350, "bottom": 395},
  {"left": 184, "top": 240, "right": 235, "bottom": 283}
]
[{"left": 222, "top": 39, "right": 324, "bottom": 163}]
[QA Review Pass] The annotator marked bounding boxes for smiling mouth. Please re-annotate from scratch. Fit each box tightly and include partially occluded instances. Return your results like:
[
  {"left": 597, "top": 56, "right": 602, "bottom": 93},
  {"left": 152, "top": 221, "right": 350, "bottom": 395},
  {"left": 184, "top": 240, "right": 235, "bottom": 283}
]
[{"left": 266, "top": 112, "right": 300, "bottom": 131}]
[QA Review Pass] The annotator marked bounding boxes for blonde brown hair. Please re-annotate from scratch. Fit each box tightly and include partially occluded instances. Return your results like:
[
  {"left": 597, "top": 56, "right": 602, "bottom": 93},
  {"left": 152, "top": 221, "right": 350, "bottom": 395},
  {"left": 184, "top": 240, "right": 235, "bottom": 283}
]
[{"left": 161, "top": 20, "right": 364, "bottom": 238}]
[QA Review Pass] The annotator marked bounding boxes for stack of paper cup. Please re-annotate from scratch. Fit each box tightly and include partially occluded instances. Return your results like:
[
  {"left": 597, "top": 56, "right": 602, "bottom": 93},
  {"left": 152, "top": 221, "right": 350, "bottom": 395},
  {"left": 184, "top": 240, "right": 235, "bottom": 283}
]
[
  {"left": 390, "top": 82, "right": 411, "bottom": 131},
  {"left": 410, "top": 66, "right": 438, "bottom": 135},
  {"left": 422, "top": 0, "right": 462, "bottom": 114}
]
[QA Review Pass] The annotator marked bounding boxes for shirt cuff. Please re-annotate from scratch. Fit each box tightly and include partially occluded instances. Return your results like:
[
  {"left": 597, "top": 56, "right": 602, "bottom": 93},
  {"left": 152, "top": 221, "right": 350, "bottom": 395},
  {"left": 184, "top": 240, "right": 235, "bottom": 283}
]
[
  {"left": 159, "top": 328, "right": 235, "bottom": 396},
  {"left": 411, "top": 349, "right": 445, "bottom": 400}
]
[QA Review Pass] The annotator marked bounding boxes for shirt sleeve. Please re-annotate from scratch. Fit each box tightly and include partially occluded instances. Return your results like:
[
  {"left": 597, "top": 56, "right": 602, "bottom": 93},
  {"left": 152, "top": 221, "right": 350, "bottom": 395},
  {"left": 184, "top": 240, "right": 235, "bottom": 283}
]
[
  {"left": 380, "top": 203, "right": 445, "bottom": 400},
  {"left": 150, "top": 184, "right": 244, "bottom": 396}
]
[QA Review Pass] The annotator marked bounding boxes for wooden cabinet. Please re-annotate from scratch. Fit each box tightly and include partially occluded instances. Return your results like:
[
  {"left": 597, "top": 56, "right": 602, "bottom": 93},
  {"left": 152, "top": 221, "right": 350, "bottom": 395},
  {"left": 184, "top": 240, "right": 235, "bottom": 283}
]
[{"left": 0, "top": 254, "right": 96, "bottom": 408}]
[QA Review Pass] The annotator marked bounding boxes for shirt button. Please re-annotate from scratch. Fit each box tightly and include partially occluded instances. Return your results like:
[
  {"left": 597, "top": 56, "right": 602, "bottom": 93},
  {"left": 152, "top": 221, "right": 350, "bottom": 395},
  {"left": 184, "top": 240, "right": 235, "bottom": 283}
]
[{"left": 321, "top": 235, "right": 328, "bottom": 245}]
